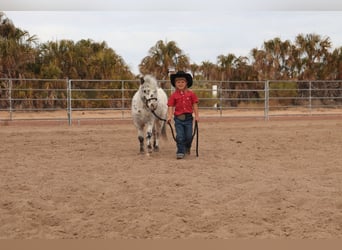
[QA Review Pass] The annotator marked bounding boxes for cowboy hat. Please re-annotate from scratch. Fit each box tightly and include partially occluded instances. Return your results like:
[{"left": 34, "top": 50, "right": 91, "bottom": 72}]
[{"left": 170, "top": 71, "right": 193, "bottom": 88}]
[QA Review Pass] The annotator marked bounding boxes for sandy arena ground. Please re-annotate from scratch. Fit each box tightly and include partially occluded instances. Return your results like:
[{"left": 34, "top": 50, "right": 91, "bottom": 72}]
[{"left": 1, "top": 117, "right": 342, "bottom": 239}]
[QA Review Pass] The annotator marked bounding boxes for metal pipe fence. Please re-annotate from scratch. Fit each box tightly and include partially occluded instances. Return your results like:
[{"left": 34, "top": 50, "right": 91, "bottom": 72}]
[{"left": 0, "top": 78, "right": 341, "bottom": 124}]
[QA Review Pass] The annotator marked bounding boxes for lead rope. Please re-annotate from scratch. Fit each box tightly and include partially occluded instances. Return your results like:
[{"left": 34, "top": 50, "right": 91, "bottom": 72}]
[
  {"left": 151, "top": 110, "right": 199, "bottom": 157},
  {"left": 196, "top": 121, "right": 199, "bottom": 157}
]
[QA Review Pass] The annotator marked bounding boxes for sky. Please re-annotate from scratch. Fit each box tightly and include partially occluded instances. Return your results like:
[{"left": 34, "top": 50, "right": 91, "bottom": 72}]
[{"left": 2, "top": 0, "right": 342, "bottom": 74}]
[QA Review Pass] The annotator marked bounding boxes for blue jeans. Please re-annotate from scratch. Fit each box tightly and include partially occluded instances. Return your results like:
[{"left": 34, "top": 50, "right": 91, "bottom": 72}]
[{"left": 174, "top": 116, "right": 193, "bottom": 154}]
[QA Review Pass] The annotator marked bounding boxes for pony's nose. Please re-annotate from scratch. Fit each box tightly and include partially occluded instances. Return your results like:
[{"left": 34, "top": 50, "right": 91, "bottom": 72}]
[{"left": 150, "top": 103, "right": 156, "bottom": 110}]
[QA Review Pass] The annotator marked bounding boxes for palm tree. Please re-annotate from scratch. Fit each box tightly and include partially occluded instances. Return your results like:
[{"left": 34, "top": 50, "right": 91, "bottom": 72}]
[
  {"left": 0, "top": 12, "right": 38, "bottom": 78},
  {"left": 189, "top": 63, "right": 200, "bottom": 80},
  {"left": 232, "top": 56, "right": 255, "bottom": 81},
  {"left": 38, "top": 40, "right": 76, "bottom": 79},
  {"left": 330, "top": 47, "right": 342, "bottom": 80},
  {"left": 251, "top": 48, "right": 268, "bottom": 81},
  {"left": 217, "top": 53, "right": 236, "bottom": 81},
  {"left": 294, "top": 33, "right": 332, "bottom": 80},
  {"left": 139, "top": 40, "right": 190, "bottom": 80},
  {"left": 199, "top": 61, "right": 218, "bottom": 81},
  {"left": 38, "top": 39, "right": 133, "bottom": 80}
]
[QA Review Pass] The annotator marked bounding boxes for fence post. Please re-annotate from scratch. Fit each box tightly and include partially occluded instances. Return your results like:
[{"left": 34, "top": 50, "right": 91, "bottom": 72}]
[
  {"left": 67, "top": 79, "right": 72, "bottom": 126},
  {"left": 121, "top": 80, "right": 125, "bottom": 119},
  {"left": 219, "top": 81, "right": 223, "bottom": 117},
  {"left": 264, "top": 80, "right": 269, "bottom": 120},
  {"left": 9, "top": 79, "right": 13, "bottom": 121},
  {"left": 309, "top": 81, "right": 312, "bottom": 115}
]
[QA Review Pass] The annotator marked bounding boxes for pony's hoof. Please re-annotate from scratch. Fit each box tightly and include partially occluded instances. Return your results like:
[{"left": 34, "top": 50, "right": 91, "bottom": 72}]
[{"left": 153, "top": 147, "right": 159, "bottom": 152}]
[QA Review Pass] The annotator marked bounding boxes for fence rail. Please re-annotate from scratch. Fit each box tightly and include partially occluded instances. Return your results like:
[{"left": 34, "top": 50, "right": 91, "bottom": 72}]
[{"left": 1, "top": 78, "right": 341, "bottom": 124}]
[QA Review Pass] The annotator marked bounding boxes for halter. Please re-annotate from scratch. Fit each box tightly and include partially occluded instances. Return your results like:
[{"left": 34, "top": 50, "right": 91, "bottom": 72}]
[{"left": 144, "top": 97, "right": 158, "bottom": 109}]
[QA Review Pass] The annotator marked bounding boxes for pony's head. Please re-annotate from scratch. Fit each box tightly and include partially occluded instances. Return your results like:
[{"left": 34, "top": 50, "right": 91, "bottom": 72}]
[{"left": 140, "top": 75, "right": 160, "bottom": 111}]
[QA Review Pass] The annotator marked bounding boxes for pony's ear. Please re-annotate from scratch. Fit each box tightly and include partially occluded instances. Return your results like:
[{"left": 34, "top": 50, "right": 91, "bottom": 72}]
[{"left": 140, "top": 77, "right": 145, "bottom": 85}]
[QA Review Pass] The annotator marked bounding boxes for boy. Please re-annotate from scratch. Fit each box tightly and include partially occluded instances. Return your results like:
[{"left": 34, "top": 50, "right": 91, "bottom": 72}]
[{"left": 167, "top": 71, "right": 199, "bottom": 159}]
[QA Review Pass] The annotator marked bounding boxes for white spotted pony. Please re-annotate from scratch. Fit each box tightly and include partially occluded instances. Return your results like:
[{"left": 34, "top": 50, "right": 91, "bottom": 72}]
[{"left": 131, "top": 75, "right": 168, "bottom": 154}]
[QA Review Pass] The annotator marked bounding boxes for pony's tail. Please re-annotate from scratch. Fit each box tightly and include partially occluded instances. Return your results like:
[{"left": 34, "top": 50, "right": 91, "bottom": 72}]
[{"left": 161, "top": 121, "right": 167, "bottom": 140}]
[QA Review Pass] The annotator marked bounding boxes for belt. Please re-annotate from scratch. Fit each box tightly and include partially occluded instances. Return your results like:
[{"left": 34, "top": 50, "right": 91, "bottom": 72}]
[{"left": 175, "top": 113, "right": 193, "bottom": 120}]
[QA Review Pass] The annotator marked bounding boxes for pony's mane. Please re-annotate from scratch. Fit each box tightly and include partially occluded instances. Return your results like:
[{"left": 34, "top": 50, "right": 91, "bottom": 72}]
[{"left": 142, "top": 75, "right": 160, "bottom": 88}]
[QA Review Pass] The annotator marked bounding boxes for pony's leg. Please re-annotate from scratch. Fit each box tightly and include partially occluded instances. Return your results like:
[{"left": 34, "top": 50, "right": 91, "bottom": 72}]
[
  {"left": 146, "top": 123, "right": 154, "bottom": 153},
  {"left": 138, "top": 136, "right": 144, "bottom": 153},
  {"left": 146, "top": 131, "right": 153, "bottom": 153},
  {"left": 153, "top": 124, "right": 160, "bottom": 152},
  {"left": 138, "top": 128, "right": 144, "bottom": 154}
]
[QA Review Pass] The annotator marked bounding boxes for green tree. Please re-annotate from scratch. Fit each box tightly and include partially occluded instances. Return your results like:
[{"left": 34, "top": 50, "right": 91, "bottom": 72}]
[
  {"left": 251, "top": 37, "right": 293, "bottom": 80},
  {"left": 139, "top": 40, "right": 190, "bottom": 80},
  {"left": 217, "top": 53, "right": 236, "bottom": 81},
  {"left": 38, "top": 39, "right": 133, "bottom": 80},
  {"left": 294, "top": 33, "right": 332, "bottom": 80},
  {"left": 330, "top": 47, "right": 342, "bottom": 80},
  {"left": 251, "top": 48, "right": 268, "bottom": 81},
  {"left": 0, "top": 12, "right": 38, "bottom": 78}
]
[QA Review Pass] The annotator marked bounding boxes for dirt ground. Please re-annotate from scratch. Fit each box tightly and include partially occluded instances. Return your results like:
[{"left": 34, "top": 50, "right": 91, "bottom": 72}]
[{"left": 1, "top": 117, "right": 342, "bottom": 239}]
